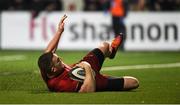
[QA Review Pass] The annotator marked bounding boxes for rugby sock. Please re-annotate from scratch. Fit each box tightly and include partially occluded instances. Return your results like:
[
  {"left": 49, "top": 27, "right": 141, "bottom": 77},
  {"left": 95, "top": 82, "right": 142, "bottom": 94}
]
[{"left": 109, "top": 33, "right": 124, "bottom": 59}]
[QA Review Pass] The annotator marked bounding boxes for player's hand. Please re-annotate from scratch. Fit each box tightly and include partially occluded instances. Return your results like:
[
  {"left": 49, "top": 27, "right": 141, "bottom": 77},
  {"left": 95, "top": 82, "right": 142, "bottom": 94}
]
[
  {"left": 58, "top": 14, "right": 67, "bottom": 32},
  {"left": 75, "top": 61, "right": 91, "bottom": 70},
  {"left": 78, "top": 61, "right": 96, "bottom": 92},
  {"left": 75, "top": 61, "right": 96, "bottom": 77}
]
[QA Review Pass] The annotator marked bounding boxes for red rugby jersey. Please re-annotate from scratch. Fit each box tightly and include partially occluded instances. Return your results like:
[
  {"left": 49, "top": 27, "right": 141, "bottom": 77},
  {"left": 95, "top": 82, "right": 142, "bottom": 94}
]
[
  {"left": 39, "top": 63, "right": 109, "bottom": 92},
  {"left": 40, "top": 64, "right": 79, "bottom": 92}
]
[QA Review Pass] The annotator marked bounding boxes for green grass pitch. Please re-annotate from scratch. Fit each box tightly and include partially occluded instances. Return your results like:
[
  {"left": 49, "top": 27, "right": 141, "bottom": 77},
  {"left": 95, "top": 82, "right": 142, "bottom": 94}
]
[{"left": 0, "top": 50, "right": 180, "bottom": 104}]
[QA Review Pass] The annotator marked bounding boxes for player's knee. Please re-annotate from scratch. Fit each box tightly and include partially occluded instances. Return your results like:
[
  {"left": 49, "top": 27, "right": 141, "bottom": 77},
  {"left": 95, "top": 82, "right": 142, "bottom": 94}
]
[
  {"left": 100, "top": 41, "right": 110, "bottom": 49},
  {"left": 123, "top": 76, "right": 139, "bottom": 90},
  {"left": 98, "top": 41, "right": 111, "bottom": 57},
  {"left": 131, "top": 77, "right": 139, "bottom": 89}
]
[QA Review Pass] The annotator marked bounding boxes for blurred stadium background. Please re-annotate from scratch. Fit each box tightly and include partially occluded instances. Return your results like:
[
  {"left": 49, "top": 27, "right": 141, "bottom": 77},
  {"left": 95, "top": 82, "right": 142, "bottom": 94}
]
[{"left": 0, "top": 0, "right": 180, "bottom": 104}]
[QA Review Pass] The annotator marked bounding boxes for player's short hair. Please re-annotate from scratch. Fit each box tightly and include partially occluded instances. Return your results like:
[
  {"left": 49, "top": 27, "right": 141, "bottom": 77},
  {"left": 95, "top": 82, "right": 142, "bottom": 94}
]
[{"left": 38, "top": 52, "right": 53, "bottom": 74}]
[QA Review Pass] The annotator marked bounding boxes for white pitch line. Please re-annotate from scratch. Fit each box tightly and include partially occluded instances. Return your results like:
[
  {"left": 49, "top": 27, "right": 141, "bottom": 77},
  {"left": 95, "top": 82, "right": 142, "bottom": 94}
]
[
  {"left": 102, "top": 62, "right": 180, "bottom": 71},
  {"left": 0, "top": 55, "right": 26, "bottom": 61}
]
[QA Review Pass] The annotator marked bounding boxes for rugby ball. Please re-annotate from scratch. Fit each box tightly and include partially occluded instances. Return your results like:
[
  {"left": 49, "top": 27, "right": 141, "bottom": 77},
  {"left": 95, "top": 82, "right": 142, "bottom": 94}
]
[{"left": 68, "top": 67, "right": 85, "bottom": 82}]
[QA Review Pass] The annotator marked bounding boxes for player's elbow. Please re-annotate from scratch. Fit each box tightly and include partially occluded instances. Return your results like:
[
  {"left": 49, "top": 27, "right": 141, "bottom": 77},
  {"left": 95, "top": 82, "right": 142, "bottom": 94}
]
[
  {"left": 78, "top": 85, "right": 95, "bottom": 93},
  {"left": 78, "top": 80, "right": 96, "bottom": 93},
  {"left": 79, "top": 89, "right": 95, "bottom": 93}
]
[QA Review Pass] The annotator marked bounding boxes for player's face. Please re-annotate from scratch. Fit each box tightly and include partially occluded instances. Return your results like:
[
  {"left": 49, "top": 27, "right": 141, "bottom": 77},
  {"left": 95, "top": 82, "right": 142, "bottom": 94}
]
[{"left": 51, "top": 54, "right": 64, "bottom": 73}]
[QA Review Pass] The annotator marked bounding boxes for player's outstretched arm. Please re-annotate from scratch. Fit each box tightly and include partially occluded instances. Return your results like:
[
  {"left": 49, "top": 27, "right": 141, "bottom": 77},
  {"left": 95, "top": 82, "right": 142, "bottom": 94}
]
[
  {"left": 76, "top": 62, "right": 96, "bottom": 93},
  {"left": 44, "top": 14, "right": 67, "bottom": 53}
]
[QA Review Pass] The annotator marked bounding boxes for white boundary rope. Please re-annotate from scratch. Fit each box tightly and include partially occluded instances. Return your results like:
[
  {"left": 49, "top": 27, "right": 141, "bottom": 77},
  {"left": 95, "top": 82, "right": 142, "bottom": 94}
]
[
  {"left": 0, "top": 55, "right": 26, "bottom": 61},
  {"left": 102, "top": 62, "right": 180, "bottom": 71}
]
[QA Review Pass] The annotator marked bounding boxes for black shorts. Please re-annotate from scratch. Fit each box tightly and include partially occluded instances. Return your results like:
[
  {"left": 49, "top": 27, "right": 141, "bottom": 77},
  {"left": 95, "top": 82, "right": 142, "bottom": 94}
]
[{"left": 81, "top": 48, "right": 124, "bottom": 91}]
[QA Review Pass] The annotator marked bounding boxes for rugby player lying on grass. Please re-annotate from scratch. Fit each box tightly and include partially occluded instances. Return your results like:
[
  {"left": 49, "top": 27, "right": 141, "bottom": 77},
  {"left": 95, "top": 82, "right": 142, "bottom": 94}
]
[{"left": 38, "top": 15, "right": 139, "bottom": 93}]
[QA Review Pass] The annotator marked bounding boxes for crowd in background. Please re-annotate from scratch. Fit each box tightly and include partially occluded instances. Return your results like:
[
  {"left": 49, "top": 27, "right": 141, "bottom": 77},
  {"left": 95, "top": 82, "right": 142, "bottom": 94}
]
[{"left": 0, "top": 0, "right": 180, "bottom": 12}]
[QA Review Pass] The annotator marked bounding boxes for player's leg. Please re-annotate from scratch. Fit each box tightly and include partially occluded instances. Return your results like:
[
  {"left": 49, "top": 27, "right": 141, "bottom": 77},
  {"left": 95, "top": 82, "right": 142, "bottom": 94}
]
[
  {"left": 79, "top": 48, "right": 105, "bottom": 72},
  {"left": 122, "top": 76, "right": 139, "bottom": 90},
  {"left": 79, "top": 33, "right": 123, "bottom": 72},
  {"left": 98, "top": 33, "right": 123, "bottom": 59},
  {"left": 97, "top": 41, "right": 111, "bottom": 58},
  {"left": 102, "top": 76, "right": 139, "bottom": 91},
  {"left": 95, "top": 74, "right": 139, "bottom": 91}
]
